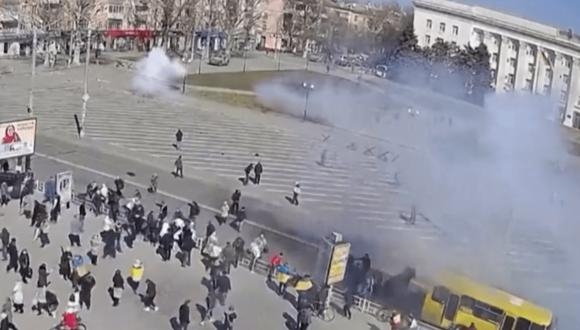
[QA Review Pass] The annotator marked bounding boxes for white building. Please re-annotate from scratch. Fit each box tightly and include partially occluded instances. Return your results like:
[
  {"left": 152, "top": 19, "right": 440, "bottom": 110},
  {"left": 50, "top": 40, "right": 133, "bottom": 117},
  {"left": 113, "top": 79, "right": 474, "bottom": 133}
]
[{"left": 413, "top": 0, "right": 580, "bottom": 129}]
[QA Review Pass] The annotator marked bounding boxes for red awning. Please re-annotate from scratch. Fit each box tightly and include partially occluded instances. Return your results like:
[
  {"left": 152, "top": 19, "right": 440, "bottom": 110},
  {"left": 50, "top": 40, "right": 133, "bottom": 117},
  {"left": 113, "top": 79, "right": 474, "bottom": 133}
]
[{"left": 105, "top": 29, "right": 154, "bottom": 39}]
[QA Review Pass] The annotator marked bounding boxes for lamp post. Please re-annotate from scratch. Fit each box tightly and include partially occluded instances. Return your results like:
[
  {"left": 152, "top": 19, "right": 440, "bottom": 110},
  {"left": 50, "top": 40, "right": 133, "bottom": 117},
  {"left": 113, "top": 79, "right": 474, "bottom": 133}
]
[
  {"left": 242, "top": 46, "right": 248, "bottom": 72},
  {"left": 302, "top": 82, "right": 314, "bottom": 121},
  {"left": 28, "top": 29, "right": 37, "bottom": 117},
  {"left": 79, "top": 29, "right": 92, "bottom": 138}
]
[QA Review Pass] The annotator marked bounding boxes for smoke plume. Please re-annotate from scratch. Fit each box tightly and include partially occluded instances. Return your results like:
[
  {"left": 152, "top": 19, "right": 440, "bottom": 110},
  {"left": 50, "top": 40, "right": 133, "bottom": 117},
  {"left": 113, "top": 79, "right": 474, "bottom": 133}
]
[
  {"left": 255, "top": 64, "right": 580, "bottom": 327},
  {"left": 132, "top": 47, "right": 186, "bottom": 97}
]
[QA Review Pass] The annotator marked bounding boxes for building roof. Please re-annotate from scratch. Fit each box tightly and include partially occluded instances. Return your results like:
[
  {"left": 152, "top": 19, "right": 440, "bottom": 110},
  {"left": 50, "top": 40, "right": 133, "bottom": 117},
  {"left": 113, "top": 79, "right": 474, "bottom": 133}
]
[{"left": 413, "top": 0, "right": 580, "bottom": 55}]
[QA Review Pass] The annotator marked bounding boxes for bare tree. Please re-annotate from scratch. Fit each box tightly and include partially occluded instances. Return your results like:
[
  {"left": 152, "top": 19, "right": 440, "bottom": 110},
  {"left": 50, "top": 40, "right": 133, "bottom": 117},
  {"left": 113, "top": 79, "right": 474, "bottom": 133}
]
[
  {"left": 282, "top": 0, "right": 323, "bottom": 54},
  {"left": 62, "top": 0, "right": 106, "bottom": 65},
  {"left": 172, "top": 0, "right": 202, "bottom": 58},
  {"left": 239, "top": 0, "right": 263, "bottom": 51},
  {"left": 151, "top": 0, "right": 193, "bottom": 47}
]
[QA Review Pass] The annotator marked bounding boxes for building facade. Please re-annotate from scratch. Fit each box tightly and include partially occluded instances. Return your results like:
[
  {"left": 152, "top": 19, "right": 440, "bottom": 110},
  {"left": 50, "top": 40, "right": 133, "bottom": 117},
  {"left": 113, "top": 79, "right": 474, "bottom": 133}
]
[{"left": 413, "top": 0, "right": 580, "bottom": 129}]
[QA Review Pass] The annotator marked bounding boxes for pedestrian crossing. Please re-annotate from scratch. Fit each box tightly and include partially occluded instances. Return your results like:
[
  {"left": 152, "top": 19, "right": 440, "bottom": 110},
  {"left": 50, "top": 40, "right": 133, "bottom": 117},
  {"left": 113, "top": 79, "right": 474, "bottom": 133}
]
[
  {"left": 0, "top": 69, "right": 445, "bottom": 246},
  {"left": 7, "top": 67, "right": 579, "bottom": 319}
]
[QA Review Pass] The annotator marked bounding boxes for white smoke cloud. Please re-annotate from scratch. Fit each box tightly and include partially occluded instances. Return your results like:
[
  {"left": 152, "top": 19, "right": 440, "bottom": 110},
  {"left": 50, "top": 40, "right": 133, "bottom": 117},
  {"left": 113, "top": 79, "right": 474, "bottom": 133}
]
[
  {"left": 132, "top": 47, "right": 186, "bottom": 97},
  {"left": 254, "top": 67, "right": 580, "bottom": 327}
]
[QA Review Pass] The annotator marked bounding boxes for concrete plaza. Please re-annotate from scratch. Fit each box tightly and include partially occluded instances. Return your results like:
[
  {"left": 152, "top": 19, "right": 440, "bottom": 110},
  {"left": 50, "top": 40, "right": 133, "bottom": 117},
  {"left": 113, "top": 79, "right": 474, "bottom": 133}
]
[{"left": 0, "top": 56, "right": 578, "bottom": 327}]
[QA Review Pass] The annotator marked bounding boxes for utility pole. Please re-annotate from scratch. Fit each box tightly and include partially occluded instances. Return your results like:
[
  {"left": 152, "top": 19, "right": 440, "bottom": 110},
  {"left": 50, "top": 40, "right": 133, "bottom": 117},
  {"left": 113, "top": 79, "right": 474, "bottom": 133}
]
[
  {"left": 275, "top": 16, "right": 281, "bottom": 71},
  {"left": 24, "top": 29, "right": 37, "bottom": 171},
  {"left": 79, "top": 29, "right": 91, "bottom": 138},
  {"left": 28, "top": 29, "right": 37, "bottom": 116}
]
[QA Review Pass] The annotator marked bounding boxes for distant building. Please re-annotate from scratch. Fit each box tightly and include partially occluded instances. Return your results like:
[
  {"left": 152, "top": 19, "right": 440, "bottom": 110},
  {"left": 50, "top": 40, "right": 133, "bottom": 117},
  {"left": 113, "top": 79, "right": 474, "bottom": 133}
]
[{"left": 413, "top": 0, "right": 580, "bottom": 129}]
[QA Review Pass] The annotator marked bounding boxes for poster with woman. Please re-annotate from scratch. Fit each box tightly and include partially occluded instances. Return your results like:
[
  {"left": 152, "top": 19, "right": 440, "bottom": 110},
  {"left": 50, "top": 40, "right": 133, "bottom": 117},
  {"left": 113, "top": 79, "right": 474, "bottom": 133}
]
[{"left": 0, "top": 118, "right": 37, "bottom": 160}]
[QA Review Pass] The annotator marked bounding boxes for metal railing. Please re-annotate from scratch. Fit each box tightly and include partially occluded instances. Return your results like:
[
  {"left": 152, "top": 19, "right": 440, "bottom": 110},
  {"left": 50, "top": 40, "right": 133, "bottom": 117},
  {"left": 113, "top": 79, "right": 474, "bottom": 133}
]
[{"left": 70, "top": 193, "right": 437, "bottom": 327}]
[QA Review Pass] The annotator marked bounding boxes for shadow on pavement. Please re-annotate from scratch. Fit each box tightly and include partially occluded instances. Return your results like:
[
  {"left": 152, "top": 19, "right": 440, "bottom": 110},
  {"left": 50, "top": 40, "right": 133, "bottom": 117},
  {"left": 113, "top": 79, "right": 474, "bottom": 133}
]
[
  {"left": 367, "top": 322, "right": 381, "bottom": 330},
  {"left": 169, "top": 316, "right": 180, "bottom": 330},
  {"left": 282, "top": 312, "right": 296, "bottom": 330},
  {"left": 195, "top": 303, "right": 207, "bottom": 321}
]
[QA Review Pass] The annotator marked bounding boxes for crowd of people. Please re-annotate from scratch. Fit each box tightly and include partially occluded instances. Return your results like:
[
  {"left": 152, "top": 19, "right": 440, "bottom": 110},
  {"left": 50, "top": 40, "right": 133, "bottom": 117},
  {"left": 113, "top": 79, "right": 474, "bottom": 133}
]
[{"left": 0, "top": 166, "right": 335, "bottom": 330}]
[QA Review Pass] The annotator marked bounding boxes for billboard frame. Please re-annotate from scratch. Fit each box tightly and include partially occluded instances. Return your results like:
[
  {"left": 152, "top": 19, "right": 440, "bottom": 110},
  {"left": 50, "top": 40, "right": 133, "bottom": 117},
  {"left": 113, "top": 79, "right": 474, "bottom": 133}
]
[{"left": 0, "top": 117, "right": 38, "bottom": 161}]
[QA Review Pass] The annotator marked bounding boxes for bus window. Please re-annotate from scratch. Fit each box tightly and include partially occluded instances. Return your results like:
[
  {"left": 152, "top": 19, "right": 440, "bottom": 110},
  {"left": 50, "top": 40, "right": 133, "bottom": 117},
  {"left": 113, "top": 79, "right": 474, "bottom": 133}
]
[
  {"left": 460, "top": 295, "right": 475, "bottom": 310},
  {"left": 515, "top": 318, "right": 531, "bottom": 330},
  {"left": 530, "top": 324, "right": 544, "bottom": 330},
  {"left": 432, "top": 286, "right": 450, "bottom": 304},
  {"left": 444, "top": 294, "right": 460, "bottom": 321},
  {"left": 502, "top": 316, "right": 515, "bottom": 330}
]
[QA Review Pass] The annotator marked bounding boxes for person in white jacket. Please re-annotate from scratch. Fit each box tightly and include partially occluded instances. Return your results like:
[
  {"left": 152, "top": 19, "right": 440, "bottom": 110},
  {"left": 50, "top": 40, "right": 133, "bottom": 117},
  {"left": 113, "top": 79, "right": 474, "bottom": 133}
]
[
  {"left": 12, "top": 282, "right": 23, "bottom": 314},
  {"left": 217, "top": 202, "right": 229, "bottom": 225}
]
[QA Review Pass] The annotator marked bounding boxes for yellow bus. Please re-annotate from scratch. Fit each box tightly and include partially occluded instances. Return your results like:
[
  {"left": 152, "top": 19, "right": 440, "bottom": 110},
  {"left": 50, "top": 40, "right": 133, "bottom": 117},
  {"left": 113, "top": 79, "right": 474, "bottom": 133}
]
[{"left": 418, "top": 273, "right": 556, "bottom": 330}]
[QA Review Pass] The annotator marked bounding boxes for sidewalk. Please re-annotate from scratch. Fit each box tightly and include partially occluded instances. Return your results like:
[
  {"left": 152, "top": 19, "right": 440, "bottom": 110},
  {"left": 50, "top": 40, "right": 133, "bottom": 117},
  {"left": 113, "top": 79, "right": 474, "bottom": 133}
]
[{"left": 0, "top": 201, "right": 383, "bottom": 330}]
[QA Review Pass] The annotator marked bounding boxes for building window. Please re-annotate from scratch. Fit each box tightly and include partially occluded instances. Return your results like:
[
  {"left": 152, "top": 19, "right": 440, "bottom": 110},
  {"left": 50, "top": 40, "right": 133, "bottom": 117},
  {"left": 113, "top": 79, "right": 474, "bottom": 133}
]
[
  {"left": 425, "top": 35, "right": 431, "bottom": 45},
  {"left": 492, "top": 53, "right": 498, "bottom": 62},
  {"left": 490, "top": 69, "right": 496, "bottom": 79},
  {"left": 452, "top": 25, "right": 458, "bottom": 35},
  {"left": 564, "top": 59, "right": 571, "bottom": 68},
  {"left": 426, "top": 19, "right": 432, "bottom": 29},
  {"left": 543, "top": 84, "right": 551, "bottom": 95},
  {"left": 436, "top": 37, "right": 443, "bottom": 43},
  {"left": 507, "top": 74, "right": 515, "bottom": 87},
  {"left": 563, "top": 74, "right": 570, "bottom": 85},
  {"left": 528, "top": 63, "right": 535, "bottom": 73},
  {"left": 509, "top": 58, "right": 516, "bottom": 66},
  {"left": 524, "top": 79, "right": 532, "bottom": 91},
  {"left": 108, "top": 5, "right": 123, "bottom": 13},
  {"left": 439, "top": 22, "right": 446, "bottom": 33},
  {"left": 354, "top": 15, "right": 358, "bottom": 22},
  {"left": 560, "top": 90, "right": 567, "bottom": 102}
]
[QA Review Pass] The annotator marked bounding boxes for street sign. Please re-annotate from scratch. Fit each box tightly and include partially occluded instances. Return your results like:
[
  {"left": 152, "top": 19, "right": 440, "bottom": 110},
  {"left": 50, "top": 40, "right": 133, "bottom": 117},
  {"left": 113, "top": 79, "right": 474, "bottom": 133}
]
[
  {"left": 56, "top": 171, "right": 73, "bottom": 206},
  {"left": 325, "top": 242, "right": 351, "bottom": 285}
]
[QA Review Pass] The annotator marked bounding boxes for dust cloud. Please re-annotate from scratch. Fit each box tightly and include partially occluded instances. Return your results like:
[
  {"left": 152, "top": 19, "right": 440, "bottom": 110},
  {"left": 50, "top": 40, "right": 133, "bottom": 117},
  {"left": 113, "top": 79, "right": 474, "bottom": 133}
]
[
  {"left": 255, "top": 63, "right": 580, "bottom": 326},
  {"left": 132, "top": 47, "right": 186, "bottom": 98}
]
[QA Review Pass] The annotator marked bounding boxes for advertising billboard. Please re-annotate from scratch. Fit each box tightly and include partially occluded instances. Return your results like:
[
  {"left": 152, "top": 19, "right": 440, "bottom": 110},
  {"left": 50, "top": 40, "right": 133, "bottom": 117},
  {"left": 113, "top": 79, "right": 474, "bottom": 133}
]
[
  {"left": 0, "top": 118, "right": 37, "bottom": 160},
  {"left": 325, "top": 242, "right": 351, "bottom": 285}
]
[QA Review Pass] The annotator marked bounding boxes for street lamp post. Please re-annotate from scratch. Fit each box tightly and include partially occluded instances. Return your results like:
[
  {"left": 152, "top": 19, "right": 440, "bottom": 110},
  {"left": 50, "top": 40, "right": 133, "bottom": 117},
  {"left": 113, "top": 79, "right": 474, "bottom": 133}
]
[
  {"left": 79, "top": 29, "right": 92, "bottom": 138},
  {"left": 302, "top": 82, "right": 314, "bottom": 121},
  {"left": 24, "top": 29, "right": 37, "bottom": 171},
  {"left": 28, "top": 29, "right": 37, "bottom": 116},
  {"left": 242, "top": 47, "right": 247, "bottom": 72}
]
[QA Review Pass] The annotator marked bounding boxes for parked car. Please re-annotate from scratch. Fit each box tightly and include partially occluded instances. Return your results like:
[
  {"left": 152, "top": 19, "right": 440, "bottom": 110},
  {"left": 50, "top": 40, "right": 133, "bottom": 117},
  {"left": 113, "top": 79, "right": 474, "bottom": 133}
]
[
  {"left": 375, "top": 65, "right": 388, "bottom": 78},
  {"left": 209, "top": 52, "right": 230, "bottom": 66}
]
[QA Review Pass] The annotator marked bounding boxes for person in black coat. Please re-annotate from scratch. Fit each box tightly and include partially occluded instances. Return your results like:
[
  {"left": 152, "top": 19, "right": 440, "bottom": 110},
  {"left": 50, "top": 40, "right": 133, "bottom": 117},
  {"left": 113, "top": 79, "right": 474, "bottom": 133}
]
[
  {"left": 79, "top": 274, "right": 96, "bottom": 310},
  {"left": 158, "top": 232, "right": 173, "bottom": 262},
  {"left": 17, "top": 250, "right": 31, "bottom": 283},
  {"left": 79, "top": 202, "right": 86, "bottom": 222},
  {"left": 58, "top": 247, "right": 72, "bottom": 281},
  {"left": 6, "top": 239, "right": 18, "bottom": 273},
  {"left": 188, "top": 201, "right": 200, "bottom": 220},
  {"left": 243, "top": 163, "right": 253, "bottom": 185},
  {"left": 216, "top": 272, "right": 231, "bottom": 307},
  {"left": 343, "top": 289, "right": 354, "bottom": 320},
  {"left": 254, "top": 161, "right": 263, "bottom": 184},
  {"left": 230, "top": 190, "right": 241, "bottom": 214},
  {"left": 143, "top": 279, "right": 158, "bottom": 311},
  {"left": 179, "top": 228, "right": 194, "bottom": 267},
  {"left": 37, "top": 264, "right": 50, "bottom": 288},
  {"left": 101, "top": 229, "right": 117, "bottom": 259},
  {"left": 0, "top": 228, "right": 9, "bottom": 261},
  {"left": 178, "top": 300, "right": 190, "bottom": 330},
  {"left": 232, "top": 237, "right": 245, "bottom": 268},
  {"left": 111, "top": 270, "right": 124, "bottom": 306}
]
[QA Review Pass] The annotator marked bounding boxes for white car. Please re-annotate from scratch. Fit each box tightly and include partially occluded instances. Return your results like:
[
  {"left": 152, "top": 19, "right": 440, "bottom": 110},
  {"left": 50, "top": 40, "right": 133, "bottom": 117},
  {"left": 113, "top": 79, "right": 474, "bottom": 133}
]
[{"left": 375, "top": 65, "right": 388, "bottom": 78}]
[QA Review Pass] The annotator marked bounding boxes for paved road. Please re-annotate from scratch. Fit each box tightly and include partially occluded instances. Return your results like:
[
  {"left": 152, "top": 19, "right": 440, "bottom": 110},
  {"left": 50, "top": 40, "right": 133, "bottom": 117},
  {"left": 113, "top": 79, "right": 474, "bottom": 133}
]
[
  {"left": 0, "top": 59, "right": 578, "bottom": 327},
  {"left": 0, "top": 200, "right": 383, "bottom": 330},
  {"left": 0, "top": 62, "right": 443, "bottom": 246}
]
